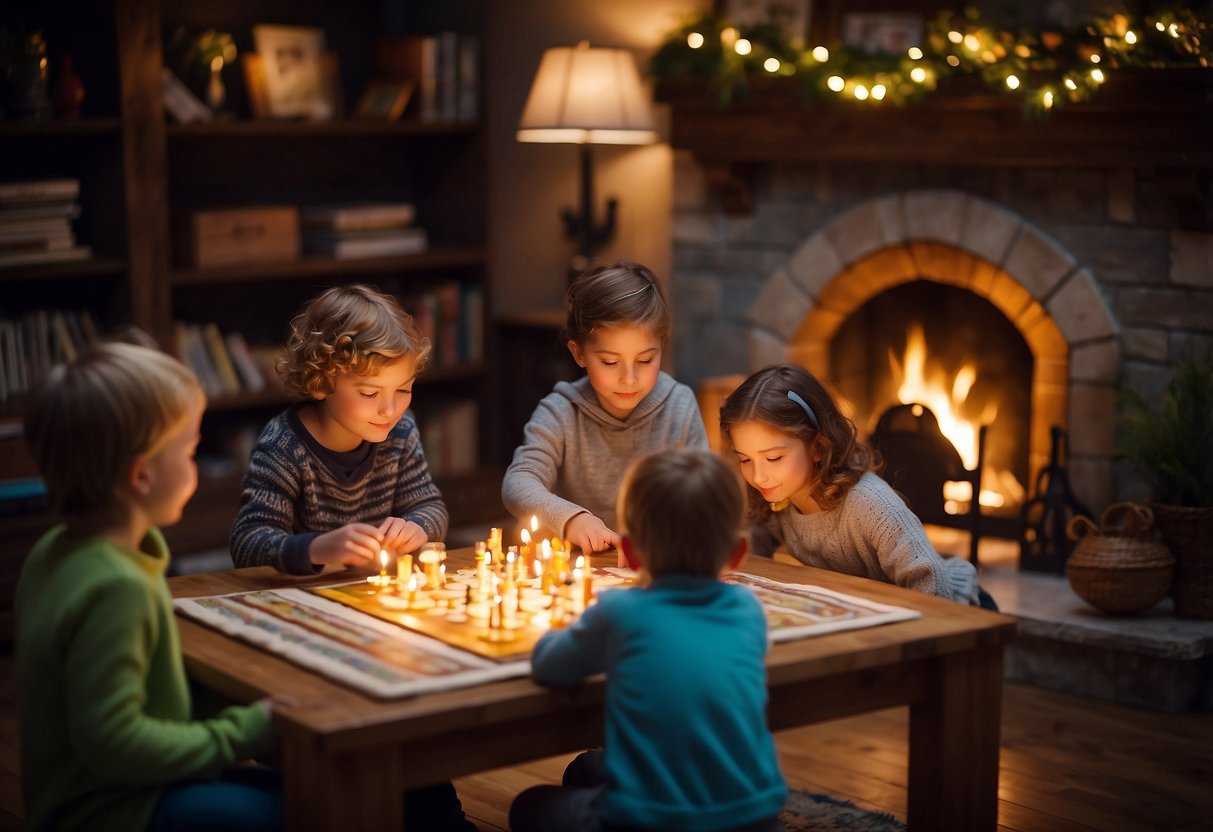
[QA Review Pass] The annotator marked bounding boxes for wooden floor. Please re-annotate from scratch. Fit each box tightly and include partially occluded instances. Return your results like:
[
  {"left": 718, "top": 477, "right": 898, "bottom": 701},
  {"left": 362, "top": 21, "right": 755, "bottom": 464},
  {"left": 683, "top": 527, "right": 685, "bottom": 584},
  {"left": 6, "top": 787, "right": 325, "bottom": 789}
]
[{"left": 0, "top": 652, "right": 1209, "bottom": 832}]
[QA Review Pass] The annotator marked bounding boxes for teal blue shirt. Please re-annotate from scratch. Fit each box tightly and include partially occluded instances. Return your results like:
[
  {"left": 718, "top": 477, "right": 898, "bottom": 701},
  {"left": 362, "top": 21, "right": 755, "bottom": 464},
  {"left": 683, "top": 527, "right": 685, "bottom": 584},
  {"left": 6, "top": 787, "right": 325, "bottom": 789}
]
[
  {"left": 15, "top": 526, "right": 274, "bottom": 832},
  {"left": 531, "top": 576, "right": 787, "bottom": 831}
]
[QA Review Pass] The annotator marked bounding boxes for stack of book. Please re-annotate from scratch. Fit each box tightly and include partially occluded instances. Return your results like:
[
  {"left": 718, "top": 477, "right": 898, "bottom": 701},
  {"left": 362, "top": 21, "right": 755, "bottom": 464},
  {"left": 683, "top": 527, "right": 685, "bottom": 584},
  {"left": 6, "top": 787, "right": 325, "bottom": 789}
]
[
  {"left": 0, "top": 178, "right": 91, "bottom": 268},
  {"left": 174, "top": 322, "right": 274, "bottom": 400},
  {"left": 300, "top": 202, "right": 426, "bottom": 260}
]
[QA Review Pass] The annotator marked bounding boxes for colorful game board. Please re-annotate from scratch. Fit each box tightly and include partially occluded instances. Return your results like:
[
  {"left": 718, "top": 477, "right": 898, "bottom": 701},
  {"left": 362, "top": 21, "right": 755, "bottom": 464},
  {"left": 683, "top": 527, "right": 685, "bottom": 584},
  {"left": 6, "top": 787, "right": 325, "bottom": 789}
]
[{"left": 174, "top": 570, "right": 920, "bottom": 699}]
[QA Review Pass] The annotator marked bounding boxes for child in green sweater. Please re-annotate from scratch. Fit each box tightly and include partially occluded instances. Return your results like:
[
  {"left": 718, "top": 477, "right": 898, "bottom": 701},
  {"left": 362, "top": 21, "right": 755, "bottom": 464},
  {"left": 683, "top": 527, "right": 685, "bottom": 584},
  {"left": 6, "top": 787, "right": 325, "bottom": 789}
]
[{"left": 16, "top": 341, "right": 283, "bottom": 832}]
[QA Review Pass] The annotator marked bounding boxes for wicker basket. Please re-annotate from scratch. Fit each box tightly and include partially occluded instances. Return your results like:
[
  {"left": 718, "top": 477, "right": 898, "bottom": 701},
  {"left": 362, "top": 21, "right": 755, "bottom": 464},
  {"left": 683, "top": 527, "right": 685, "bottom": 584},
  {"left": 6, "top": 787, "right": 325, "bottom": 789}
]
[{"left": 1066, "top": 503, "right": 1175, "bottom": 614}]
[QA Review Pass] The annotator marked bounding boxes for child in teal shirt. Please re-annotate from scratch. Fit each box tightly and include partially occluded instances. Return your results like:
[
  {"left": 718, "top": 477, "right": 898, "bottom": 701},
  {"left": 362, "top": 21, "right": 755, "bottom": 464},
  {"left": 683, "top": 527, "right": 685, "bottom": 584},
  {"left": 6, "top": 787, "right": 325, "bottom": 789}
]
[{"left": 510, "top": 448, "right": 788, "bottom": 832}]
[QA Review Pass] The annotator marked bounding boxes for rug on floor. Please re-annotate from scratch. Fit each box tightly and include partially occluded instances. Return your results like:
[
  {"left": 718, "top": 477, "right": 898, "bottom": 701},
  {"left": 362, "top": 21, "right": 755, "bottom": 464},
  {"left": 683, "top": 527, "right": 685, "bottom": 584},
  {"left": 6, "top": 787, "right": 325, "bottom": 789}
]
[{"left": 780, "top": 789, "right": 905, "bottom": 832}]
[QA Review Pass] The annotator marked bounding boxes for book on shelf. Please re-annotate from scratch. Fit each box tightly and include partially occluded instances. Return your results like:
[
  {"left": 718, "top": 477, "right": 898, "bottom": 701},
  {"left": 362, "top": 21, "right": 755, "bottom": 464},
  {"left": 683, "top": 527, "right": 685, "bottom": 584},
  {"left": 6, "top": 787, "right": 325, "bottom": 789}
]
[
  {"left": 0, "top": 245, "right": 91, "bottom": 268},
  {"left": 224, "top": 331, "right": 268, "bottom": 393},
  {"left": 0, "top": 178, "right": 80, "bottom": 206},
  {"left": 299, "top": 202, "right": 416, "bottom": 232},
  {"left": 417, "top": 398, "right": 478, "bottom": 477},
  {"left": 174, "top": 322, "right": 284, "bottom": 400},
  {"left": 160, "top": 67, "right": 213, "bottom": 124},
  {"left": 202, "top": 322, "right": 242, "bottom": 396},
  {"left": 373, "top": 32, "right": 479, "bottom": 122},
  {"left": 0, "top": 308, "right": 99, "bottom": 402},
  {"left": 0, "top": 178, "right": 86, "bottom": 267},
  {"left": 0, "top": 229, "right": 74, "bottom": 254},
  {"left": 303, "top": 227, "right": 427, "bottom": 259},
  {"left": 402, "top": 282, "right": 483, "bottom": 369}
]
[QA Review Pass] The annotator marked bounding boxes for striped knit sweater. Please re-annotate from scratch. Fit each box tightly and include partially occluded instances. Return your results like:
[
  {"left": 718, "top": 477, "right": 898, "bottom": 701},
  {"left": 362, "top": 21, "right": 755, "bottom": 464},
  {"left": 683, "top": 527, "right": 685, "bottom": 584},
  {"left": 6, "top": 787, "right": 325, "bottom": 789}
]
[{"left": 230, "top": 405, "right": 449, "bottom": 574}]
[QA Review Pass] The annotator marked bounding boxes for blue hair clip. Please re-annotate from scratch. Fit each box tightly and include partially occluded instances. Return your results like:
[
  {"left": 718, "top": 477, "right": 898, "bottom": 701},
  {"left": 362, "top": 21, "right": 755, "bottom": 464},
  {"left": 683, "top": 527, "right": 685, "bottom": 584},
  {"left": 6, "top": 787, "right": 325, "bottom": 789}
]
[{"left": 787, "top": 390, "right": 820, "bottom": 430}]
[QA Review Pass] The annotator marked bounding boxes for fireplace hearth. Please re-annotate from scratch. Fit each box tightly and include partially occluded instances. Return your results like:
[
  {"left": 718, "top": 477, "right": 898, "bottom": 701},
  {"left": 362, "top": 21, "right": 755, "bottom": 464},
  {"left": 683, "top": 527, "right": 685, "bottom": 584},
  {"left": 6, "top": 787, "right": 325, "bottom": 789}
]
[{"left": 666, "top": 71, "right": 1212, "bottom": 537}]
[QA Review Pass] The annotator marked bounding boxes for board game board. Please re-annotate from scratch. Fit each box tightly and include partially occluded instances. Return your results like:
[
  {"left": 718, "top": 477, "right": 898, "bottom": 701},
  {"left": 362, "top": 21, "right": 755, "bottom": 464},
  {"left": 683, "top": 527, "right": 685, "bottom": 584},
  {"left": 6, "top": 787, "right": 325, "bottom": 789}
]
[{"left": 174, "top": 569, "right": 921, "bottom": 699}]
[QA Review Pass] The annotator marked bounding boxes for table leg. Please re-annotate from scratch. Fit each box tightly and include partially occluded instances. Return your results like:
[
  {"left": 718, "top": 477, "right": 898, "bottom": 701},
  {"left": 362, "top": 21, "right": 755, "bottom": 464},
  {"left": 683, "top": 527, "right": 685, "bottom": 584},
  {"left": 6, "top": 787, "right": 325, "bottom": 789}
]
[
  {"left": 907, "top": 644, "right": 1004, "bottom": 831},
  {"left": 281, "top": 731, "right": 403, "bottom": 831}
]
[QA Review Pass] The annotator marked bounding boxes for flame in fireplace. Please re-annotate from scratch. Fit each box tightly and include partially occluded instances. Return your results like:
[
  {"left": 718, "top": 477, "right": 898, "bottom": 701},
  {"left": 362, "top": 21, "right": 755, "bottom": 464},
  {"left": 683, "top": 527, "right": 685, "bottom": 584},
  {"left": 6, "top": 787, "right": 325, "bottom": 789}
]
[{"left": 890, "top": 324, "right": 1024, "bottom": 512}]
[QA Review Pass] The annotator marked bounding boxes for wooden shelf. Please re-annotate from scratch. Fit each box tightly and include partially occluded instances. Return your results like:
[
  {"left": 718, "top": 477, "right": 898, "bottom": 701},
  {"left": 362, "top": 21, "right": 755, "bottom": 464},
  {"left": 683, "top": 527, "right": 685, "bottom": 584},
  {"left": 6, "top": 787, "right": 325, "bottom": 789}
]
[
  {"left": 166, "top": 119, "right": 478, "bottom": 139},
  {"left": 655, "top": 69, "right": 1213, "bottom": 215},
  {"left": 169, "top": 247, "right": 486, "bottom": 286},
  {"left": 0, "top": 255, "right": 128, "bottom": 282},
  {"left": 0, "top": 117, "right": 121, "bottom": 137}
]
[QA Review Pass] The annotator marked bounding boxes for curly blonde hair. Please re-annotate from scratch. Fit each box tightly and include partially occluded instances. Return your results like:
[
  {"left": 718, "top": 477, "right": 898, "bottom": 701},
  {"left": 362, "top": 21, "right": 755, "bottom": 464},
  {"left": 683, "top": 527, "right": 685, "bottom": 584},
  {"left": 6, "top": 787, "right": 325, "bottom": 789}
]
[
  {"left": 719, "top": 364, "right": 874, "bottom": 521},
  {"left": 277, "top": 284, "right": 431, "bottom": 399}
]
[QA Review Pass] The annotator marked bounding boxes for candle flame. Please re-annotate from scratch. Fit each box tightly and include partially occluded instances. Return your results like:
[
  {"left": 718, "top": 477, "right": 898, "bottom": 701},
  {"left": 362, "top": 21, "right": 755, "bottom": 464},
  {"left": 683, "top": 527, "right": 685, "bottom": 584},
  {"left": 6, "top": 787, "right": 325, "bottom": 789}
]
[
  {"left": 521, "top": 528, "right": 531, "bottom": 544},
  {"left": 575, "top": 555, "right": 585, "bottom": 569},
  {"left": 542, "top": 539, "right": 552, "bottom": 558},
  {"left": 379, "top": 549, "right": 388, "bottom": 569},
  {"left": 530, "top": 515, "right": 539, "bottom": 532}
]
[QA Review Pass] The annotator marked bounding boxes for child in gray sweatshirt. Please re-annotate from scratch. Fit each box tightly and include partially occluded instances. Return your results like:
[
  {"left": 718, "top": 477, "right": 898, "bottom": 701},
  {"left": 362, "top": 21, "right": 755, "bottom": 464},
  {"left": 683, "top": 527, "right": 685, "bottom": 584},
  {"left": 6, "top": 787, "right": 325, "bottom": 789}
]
[{"left": 502, "top": 262, "right": 707, "bottom": 554}]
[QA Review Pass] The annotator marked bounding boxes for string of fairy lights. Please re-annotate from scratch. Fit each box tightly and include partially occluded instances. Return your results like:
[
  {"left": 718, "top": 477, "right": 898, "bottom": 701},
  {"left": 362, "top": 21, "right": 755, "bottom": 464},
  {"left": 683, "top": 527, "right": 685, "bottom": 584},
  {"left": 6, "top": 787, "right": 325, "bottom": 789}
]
[{"left": 649, "top": 5, "right": 1211, "bottom": 116}]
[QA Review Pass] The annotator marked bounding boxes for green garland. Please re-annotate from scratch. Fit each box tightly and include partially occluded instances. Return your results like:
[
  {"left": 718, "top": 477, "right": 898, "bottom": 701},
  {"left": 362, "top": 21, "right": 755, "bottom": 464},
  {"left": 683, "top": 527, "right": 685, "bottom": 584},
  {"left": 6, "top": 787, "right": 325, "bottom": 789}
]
[{"left": 649, "top": 4, "right": 1211, "bottom": 117}]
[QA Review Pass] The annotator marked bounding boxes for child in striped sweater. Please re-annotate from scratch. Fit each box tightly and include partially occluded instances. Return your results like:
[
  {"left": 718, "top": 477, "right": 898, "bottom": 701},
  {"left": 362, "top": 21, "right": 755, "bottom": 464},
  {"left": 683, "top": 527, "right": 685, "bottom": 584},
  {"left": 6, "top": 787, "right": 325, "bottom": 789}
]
[
  {"left": 230, "top": 283, "right": 448, "bottom": 575},
  {"left": 229, "top": 284, "right": 473, "bottom": 830}
]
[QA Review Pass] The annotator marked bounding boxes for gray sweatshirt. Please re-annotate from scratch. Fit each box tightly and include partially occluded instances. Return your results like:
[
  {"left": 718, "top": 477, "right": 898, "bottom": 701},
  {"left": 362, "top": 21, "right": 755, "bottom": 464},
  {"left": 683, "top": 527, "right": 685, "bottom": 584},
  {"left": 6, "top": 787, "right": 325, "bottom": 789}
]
[
  {"left": 765, "top": 472, "right": 979, "bottom": 604},
  {"left": 502, "top": 372, "right": 708, "bottom": 535}
]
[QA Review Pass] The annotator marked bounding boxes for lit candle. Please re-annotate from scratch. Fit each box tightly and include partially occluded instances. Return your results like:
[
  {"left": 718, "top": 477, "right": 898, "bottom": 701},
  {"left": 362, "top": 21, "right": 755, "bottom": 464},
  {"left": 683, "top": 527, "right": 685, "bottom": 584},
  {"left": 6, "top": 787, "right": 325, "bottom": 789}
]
[
  {"left": 572, "top": 562, "right": 584, "bottom": 614},
  {"left": 367, "top": 549, "right": 392, "bottom": 587},
  {"left": 406, "top": 574, "right": 418, "bottom": 607},
  {"left": 576, "top": 554, "right": 593, "bottom": 610},
  {"left": 396, "top": 553, "right": 413, "bottom": 585},
  {"left": 520, "top": 528, "right": 532, "bottom": 574},
  {"left": 541, "top": 538, "right": 553, "bottom": 592},
  {"left": 419, "top": 542, "right": 446, "bottom": 590}
]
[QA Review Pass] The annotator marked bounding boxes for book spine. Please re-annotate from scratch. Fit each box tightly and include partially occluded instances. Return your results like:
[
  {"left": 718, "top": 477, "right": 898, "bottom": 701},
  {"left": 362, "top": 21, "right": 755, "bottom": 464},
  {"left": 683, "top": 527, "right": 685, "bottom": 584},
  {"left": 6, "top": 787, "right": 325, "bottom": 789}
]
[
  {"left": 203, "top": 322, "right": 242, "bottom": 396},
  {"left": 225, "top": 331, "right": 267, "bottom": 393}
]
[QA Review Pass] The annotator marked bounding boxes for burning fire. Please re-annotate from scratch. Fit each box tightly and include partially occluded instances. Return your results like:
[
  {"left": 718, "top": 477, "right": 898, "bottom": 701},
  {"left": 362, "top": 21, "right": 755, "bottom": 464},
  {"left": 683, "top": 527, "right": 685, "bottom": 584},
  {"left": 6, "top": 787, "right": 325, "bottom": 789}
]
[{"left": 889, "top": 324, "right": 1025, "bottom": 513}]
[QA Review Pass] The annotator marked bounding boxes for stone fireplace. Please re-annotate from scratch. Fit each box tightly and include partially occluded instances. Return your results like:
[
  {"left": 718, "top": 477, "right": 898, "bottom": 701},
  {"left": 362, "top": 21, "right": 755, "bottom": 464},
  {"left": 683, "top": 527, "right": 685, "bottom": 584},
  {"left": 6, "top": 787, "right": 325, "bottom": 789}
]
[{"left": 663, "top": 75, "right": 1213, "bottom": 521}]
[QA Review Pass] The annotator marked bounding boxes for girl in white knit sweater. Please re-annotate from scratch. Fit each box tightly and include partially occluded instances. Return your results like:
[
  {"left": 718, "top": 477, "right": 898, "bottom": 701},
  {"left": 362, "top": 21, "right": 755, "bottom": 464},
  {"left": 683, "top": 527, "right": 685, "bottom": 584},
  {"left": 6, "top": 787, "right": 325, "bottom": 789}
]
[{"left": 719, "top": 363, "right": 996, "bottom": 608}]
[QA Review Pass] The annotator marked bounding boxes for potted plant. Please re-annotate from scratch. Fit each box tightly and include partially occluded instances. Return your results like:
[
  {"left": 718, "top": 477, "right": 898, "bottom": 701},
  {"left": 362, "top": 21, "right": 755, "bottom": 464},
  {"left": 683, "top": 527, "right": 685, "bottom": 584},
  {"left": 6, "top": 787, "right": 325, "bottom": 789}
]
[{"left": 1118, "top": 352, "right": 1213, "bottom": 619}]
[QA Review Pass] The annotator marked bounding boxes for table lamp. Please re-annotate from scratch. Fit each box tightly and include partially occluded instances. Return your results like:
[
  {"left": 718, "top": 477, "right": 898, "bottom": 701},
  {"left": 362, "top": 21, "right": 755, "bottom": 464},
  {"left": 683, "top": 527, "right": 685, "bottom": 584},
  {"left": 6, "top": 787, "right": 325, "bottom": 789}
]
[{"left": 516, "top": 41, "right": 658, "bottom": 279}]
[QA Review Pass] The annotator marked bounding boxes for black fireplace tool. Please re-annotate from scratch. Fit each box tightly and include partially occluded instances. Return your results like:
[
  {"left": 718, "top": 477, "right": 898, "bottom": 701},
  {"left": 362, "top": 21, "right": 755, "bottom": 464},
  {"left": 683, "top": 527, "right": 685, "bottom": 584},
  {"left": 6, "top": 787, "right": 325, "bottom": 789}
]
[{"left": 1019, "top": 425, "right": 1093, "bottom": 573}]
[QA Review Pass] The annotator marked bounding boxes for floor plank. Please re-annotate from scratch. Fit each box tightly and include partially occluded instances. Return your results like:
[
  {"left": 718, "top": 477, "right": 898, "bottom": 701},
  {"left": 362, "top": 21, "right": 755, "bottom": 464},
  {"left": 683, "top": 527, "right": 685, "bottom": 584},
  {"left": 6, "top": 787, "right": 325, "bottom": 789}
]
[{"left": 0, "top": 648, "right": 1210, "bottom": 831}]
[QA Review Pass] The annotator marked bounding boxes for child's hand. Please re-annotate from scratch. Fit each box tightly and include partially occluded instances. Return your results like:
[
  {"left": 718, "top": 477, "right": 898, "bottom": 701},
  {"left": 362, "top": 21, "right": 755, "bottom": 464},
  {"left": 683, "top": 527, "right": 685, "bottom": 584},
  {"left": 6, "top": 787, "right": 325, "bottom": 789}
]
[
  {"left": 309, "top": 523, "right": 382, "bottom": 567},
  {"left": 378, "top": 517, "right": 427, "bottom": 554},
  {"left": 565, "top": 513, "right": 620, "bottom": 555}
]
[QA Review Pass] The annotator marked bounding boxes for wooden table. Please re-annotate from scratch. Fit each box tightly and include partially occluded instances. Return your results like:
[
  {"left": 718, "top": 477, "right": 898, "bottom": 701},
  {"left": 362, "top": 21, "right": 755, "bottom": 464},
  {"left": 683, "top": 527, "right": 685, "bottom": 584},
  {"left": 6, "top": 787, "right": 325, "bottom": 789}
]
[{"left": 171, "top": 551, "right": 1016, "bottom": 831}]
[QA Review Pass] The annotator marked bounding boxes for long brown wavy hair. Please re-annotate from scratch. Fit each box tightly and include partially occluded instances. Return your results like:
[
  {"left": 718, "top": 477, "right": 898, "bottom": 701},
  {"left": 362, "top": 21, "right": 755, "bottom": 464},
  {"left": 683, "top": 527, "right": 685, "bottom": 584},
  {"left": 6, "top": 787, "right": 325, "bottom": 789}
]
[{"left": 718, "top": 363, "right": 874, "bottom": 521}]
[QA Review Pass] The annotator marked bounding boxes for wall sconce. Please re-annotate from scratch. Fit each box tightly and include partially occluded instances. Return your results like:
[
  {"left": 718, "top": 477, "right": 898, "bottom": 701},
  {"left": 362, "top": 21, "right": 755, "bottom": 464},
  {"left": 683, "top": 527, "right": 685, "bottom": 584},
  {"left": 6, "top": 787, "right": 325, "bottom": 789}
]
[{"left": 516, "top": 41, "right": 657, "bottom": 279}]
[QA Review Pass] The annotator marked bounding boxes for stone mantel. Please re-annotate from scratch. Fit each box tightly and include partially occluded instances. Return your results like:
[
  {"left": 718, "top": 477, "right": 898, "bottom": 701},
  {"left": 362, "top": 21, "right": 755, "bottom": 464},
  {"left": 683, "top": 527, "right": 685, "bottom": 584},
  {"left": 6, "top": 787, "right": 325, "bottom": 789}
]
[{"left": 654, "top": 69, "right": 1213, "bottom": 223}]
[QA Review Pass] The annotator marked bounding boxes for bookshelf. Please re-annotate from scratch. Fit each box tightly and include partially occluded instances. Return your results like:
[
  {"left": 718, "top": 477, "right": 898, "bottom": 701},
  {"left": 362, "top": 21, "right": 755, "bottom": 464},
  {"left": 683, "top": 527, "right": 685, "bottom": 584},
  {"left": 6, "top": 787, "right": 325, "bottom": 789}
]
[{"left": 0, "top": 0, "right": 502, "bottom": 591}]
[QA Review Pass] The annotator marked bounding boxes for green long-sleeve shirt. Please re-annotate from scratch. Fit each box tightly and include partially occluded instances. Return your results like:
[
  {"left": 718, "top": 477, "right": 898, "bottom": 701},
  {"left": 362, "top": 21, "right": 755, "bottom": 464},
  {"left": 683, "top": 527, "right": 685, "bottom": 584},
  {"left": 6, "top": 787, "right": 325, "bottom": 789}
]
[{"left": 16, "top": 526, "right": 274, "bottom": 832}]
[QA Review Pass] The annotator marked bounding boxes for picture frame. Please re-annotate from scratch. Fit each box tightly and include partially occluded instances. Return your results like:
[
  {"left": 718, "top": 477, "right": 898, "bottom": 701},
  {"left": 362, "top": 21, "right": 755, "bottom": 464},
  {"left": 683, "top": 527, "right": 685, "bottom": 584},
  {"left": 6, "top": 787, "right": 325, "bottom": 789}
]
[
  {"left": 840, "top": 11, "right": 925, "bottom": 54},
  {"left": 719, "top": 0, "right": 814, "bottom": 48},
  {"left": 354, "top": 79, "right": 415, "bottom": 121},
  {"left": 251, "top": 24, "right": 339, "bottom": 119}
]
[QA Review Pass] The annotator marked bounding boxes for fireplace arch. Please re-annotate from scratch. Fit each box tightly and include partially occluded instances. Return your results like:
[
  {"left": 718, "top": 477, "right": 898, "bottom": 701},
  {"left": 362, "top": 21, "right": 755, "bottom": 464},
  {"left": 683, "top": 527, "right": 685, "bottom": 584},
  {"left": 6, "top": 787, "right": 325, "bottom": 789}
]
[{"left": 743, "top": 189, "right": 1120, "bottom": 509}]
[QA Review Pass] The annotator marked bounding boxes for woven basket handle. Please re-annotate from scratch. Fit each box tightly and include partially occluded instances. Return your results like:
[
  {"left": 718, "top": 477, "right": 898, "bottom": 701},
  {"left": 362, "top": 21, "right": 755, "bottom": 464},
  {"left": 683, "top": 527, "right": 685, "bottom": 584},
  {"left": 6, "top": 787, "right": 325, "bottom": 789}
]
[
  {"left": 1067, "top": 515, "right": 1101, "bottom": 541},
  {"left": 1100, "top": 502, "right": 1154, "bottom": 536}
]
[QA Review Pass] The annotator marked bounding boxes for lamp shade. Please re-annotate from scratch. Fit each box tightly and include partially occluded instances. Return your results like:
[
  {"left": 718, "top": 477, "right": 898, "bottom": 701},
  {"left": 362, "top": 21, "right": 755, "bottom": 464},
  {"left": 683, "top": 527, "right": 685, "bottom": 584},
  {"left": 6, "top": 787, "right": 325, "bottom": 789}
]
[{"left": 516, "top": 42, "right": 657, "bottom": 145}]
